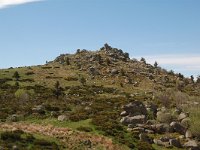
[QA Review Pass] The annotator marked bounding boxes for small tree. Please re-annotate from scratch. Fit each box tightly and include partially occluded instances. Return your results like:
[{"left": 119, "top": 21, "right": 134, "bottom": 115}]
[
  {"left": 191, "top": 75, "right": 194, "bottom": 83},
  {"left": 154, "top": 61, "right": 158, "bottom": 68},
  {"left": 13, "top": 71, "right": 20, "bottom": 81}
]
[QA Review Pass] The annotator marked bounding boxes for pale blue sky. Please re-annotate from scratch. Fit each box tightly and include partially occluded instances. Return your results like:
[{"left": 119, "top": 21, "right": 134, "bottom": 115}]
[{"left": 0, "top": 0, "right": 199, "bottom": 77}]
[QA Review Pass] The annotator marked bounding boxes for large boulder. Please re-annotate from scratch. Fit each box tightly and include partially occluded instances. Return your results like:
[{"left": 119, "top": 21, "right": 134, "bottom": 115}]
[
  {"left": 178, "top": 112, "right": 189, "bottom": 121},
  {"left": 152, "top": 123, "right": 172, "bottom": 134},
  {"left": 156, "top": 111, "right": 172, "bottom": 123},
  {"left": 169, "top": 138, "right": 182, "bottom": 148},
  {"left": 184, "top": 140, "right": 199, "bottom": 149},
  {"left": 170, "top": 121, "right": 186, "bottom": 135},
  {"left": 122, "top": 101, "right": 147, "bottom": 116}
]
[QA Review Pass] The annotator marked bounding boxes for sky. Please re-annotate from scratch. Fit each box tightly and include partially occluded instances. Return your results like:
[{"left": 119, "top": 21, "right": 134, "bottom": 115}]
[{"left": 0, "top": 0, "right": 199, "bottom": 78}]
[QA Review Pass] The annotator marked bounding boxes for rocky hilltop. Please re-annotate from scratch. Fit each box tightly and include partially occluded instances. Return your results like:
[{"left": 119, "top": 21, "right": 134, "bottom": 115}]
[{"left": 0, "top": 44, "right": 200, "bottom": 150}]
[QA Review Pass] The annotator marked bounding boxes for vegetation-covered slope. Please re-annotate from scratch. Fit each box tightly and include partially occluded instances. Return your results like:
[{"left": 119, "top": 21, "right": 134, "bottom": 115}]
[{"left": 0, "top": 44, "right": 200, "bottom": 149}]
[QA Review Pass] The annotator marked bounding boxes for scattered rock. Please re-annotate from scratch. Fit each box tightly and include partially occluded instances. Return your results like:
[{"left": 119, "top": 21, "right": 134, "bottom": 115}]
[
  {"left": 178, "top": 112, "right": 189, "bottom": 121},
  {"left": 145, "top": 129, "right": 154, "bottom": 134},
  {"left": 7, "top": 114, "right": 20, "bottom": 122},
  {"left": 170, "top": 121, "right": 186, "bottom": 135},
  {"left": 169, "top": 138, "right": 182, "bottom": 148},
  {"left": 111, "top": 69, "right": 119, "bottom": 75},
  {"left": 181, "top": 117, "right": 191, "bottom": 129},
  {"left": 122, "top": 101, "right": 147, "bottom": 116},
  {"left": 185, "top": 130, "right": 193, "bottom": 139},
  {"left": 152, "top": 123, "right": 172, "bottom": 134},
  {"left": 120, "top": 111, "right": 128, "bottom": 116},
  {"left": 32, "top": 105, "right": 45, "bottom": 114},
  {"left": 58, "top": 115, "right": 68, "bottom": 121},
  {"left": 139, "top": 133, "right": 153, "bottom": 144},
  {"left": 156, "top": 111, "right": 172, "bottom": 123},
  {"left": 184, "top": 140, "right": 198, "bottom": 149},
  {"left": 120, "top": 115, "right": 146, "bottom": 125},
  {"left": 153, "top": 139, "right": 171, "bottom": 148}
]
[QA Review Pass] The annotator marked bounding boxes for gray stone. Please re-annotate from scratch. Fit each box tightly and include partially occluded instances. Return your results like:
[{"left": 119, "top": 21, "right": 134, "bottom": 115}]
[
  {"left": 139, "top": 133, "right": 153, "bottom": 144},
  {"left": 58, "top": 115, "right": 68, "bottom": 121},
  {"left": 156, "top": 111, "right": 172, "bottom": 123},
  {"left": 132, "top": 127, "right": 145, "bottom": 133},
  {"left": 153, "top": 139, "right": 171, "bottom": 148},
  {"left": 152, "top": 123, "right": 172, "bottom": 134},
  {"left": 170, "top": 121, "right": 186, "bottom": 135},
  {"left": 120, "top": 115, "right": 146, "bottom": 125},
  {"left": 32, "top": 105, "right": 45, "bottom": 114},
  {"left": 7, "top": 114, "right": 20, "bottom": 122},
  {"left": 169, "top": 138, "right": 182, "bottom": 148},
  {"left": 160, "top": 137, "right": 170, "bottom": 142},
  {"left": 181, "top": 117, "right": 191, "bottom": 129},
  {"left": 120, "top": 111, "right": 128, "bottom": 116},
  {"left": 184, "top": 140, "right": 198, "bottom": 148},
  {"left": 111, "top": 69, "right": 119, "bottom": 75},
  {"left": 185, "top": 130, "right": 193, "bottom": 138},
  {"left": 178, "top": 112, "right": 189, "bottom": 121},
  {"left": 145, "top": 129, "right": 154, "bottom": 134},
  {"left": 122, "top": 101, "right": 147, "bottom": 116}
]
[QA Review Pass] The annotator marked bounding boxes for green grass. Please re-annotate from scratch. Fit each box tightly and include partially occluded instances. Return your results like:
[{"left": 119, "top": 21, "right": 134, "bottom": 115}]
[
  {"left": 22, "top": 117, "right": 100, "bottom": 135},
  {"left": 187, "top": 105, "right": 200, "bottom": 138}
]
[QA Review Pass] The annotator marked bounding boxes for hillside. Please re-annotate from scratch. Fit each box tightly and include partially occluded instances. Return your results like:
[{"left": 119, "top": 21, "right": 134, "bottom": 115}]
[{"left": 0, "top": 44, "right": 200, "bottom": 150}]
